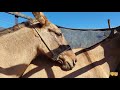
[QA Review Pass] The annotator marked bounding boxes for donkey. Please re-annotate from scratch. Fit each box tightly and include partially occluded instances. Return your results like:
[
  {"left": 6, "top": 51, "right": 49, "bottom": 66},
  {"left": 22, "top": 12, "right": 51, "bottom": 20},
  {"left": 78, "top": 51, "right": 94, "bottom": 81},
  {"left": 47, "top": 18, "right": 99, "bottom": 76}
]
[
  {"left": 0, "top": 12, "right": 77, "bottom": 78},
  {"left": 22, "top": 28, "right": 120, "bottom": 78}
]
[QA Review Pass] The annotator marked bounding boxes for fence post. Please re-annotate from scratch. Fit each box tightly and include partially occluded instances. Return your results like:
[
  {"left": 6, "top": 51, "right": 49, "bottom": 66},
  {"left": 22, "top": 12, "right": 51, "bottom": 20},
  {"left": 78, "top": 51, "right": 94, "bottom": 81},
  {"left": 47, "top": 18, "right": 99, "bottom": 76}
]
[
  {"left": 108, "top": 19, "right": 111, "bottom": 29},
  {"left": 15, "top": 15, "right": 18, "bottom": 25},
  {"left": 108, "top": 19, "right": 114, "bottom": 37}
]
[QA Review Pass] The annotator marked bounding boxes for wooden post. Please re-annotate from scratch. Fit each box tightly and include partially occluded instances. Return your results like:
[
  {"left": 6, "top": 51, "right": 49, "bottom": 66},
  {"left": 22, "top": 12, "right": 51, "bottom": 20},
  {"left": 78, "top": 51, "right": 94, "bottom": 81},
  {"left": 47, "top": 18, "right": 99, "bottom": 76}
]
[
  {"left": 15, "top": 15, "right": 18, "bottom": 25},
  {"left": 108, "top": 19, "right": 111, "bottom": 29},
  {"left": 108, "top": 19, "right": 114, "bottom": 37}
]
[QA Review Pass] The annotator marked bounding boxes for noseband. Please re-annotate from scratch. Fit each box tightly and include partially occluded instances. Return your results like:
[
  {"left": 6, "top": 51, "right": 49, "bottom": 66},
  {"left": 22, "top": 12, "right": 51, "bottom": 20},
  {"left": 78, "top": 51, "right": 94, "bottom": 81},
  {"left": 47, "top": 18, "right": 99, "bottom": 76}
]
[{"left": 29, "top": 21, "right": 71, "bottom": 61}]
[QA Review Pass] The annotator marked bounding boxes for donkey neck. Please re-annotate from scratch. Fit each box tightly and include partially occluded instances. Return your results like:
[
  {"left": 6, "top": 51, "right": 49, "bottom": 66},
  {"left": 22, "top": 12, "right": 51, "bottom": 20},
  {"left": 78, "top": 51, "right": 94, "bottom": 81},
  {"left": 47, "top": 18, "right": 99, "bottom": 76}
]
[{"left": 0, "top": 27, "right": 40, "bottom": 69}]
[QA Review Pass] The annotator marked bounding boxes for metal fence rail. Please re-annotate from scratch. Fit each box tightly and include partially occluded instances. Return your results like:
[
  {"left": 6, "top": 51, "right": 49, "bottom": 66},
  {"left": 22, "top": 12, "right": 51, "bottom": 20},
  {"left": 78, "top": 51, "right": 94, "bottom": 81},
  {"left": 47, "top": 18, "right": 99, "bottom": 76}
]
[{"left": 6, "top": 12, "right": 32, "bottom": 20}]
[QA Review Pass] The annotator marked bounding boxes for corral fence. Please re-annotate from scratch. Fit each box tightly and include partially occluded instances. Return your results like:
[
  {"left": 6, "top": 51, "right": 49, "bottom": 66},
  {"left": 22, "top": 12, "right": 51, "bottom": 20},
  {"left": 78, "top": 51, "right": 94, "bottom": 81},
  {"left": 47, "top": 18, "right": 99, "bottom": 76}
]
[
  {"left": 0, "top": 12, "right": 33, "bottom": 31},
  {"left": 6, "top": 12, "right": 32, "bottom": 25}
]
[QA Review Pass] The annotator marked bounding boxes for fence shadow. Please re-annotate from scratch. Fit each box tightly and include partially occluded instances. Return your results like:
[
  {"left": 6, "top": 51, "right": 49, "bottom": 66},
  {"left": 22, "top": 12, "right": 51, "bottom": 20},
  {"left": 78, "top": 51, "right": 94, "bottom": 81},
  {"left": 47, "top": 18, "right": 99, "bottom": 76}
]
[
  {"left": 22, "top": 32, "right": 120, "bottom": 78},
  {"left": 0, "top": 64, "right": 28, "bottom": 77},
  {"left": 63, "top": 32, "right": 120, "bottom": 78},
  {"left": 22, "top": 54, "right": 61, "bottom": 78}
]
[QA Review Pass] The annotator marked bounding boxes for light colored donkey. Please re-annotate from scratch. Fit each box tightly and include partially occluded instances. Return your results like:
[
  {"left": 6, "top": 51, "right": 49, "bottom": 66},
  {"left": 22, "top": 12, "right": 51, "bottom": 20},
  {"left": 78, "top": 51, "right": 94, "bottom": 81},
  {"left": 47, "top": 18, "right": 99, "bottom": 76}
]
[{"left": 0, "top": 12, "right": 77, "bottom": 78}]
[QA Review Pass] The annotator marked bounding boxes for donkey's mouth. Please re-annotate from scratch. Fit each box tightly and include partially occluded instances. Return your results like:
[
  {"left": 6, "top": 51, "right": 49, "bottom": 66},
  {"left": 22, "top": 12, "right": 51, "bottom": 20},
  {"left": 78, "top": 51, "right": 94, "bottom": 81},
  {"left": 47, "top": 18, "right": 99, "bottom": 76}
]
[
  {"left": 61, "top": 62, "right": 73, "bottom": 71},
  {"left": 57, "top": 57, "right": 73, "bottom": 71}
]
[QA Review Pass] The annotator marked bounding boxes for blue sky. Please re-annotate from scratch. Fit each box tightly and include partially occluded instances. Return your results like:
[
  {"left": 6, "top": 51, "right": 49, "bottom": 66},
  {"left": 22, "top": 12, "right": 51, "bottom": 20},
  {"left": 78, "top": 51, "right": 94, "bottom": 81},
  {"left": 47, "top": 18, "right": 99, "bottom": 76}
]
[{"left": 0, "top": 12, "right": 120, "bottom": 29}]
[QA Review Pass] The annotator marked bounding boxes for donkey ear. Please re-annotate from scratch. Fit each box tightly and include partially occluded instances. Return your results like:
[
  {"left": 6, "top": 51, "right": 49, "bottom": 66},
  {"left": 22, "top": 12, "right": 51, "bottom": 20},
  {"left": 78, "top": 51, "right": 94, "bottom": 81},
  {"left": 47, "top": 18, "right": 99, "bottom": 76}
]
[{"left": 32, "top": 12, "right": 48, "bottom": 26}]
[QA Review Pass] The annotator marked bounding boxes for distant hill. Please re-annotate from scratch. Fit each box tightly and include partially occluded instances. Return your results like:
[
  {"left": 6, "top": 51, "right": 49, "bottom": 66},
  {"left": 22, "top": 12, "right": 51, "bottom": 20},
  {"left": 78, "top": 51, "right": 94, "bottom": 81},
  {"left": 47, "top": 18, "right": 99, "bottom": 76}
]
[{"left": 0, "top": 27, "right": 5, "bottom": 31}]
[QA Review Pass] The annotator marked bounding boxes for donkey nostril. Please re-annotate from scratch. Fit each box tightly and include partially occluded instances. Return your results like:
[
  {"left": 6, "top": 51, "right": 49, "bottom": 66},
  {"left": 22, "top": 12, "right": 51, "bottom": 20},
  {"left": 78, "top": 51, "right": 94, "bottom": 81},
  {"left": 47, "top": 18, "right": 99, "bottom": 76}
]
[
  {"left": 73, "top": 59, "right": 77, "bottom": 66},
  {"left": 75, "top": 59, "right": 77, "bottom": 63}
]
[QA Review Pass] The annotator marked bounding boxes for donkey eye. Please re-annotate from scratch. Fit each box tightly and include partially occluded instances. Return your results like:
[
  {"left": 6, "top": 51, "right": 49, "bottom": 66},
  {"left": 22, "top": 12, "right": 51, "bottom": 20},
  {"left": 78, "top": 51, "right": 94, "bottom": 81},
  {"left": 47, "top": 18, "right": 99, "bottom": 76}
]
[
  {"left": 48, "top": 28, "right": 62, "bottom": 36},
  {"left": 56, "top": 32, "right": 62, "bottom": 36}
]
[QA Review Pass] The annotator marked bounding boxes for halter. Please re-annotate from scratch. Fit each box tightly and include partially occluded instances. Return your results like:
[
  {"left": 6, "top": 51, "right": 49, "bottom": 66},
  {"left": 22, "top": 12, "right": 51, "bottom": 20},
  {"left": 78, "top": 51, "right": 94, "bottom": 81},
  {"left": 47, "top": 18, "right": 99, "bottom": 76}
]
[{"left": 29, "top": 21, "right": 71, "bottom": 61}]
